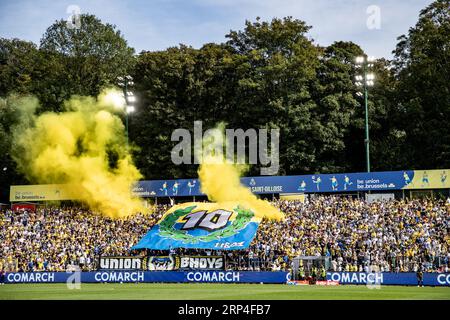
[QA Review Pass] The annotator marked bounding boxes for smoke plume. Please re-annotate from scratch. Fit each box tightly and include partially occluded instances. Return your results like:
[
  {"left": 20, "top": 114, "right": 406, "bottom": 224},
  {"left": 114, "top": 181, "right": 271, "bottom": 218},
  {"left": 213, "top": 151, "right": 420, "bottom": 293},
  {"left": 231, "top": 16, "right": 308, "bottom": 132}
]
[
  {"left": 11, "top": 89, "right": 145, "bottom": 218},
  {"left": 197, "top": 124, "right": 283, "bottom": 220}
]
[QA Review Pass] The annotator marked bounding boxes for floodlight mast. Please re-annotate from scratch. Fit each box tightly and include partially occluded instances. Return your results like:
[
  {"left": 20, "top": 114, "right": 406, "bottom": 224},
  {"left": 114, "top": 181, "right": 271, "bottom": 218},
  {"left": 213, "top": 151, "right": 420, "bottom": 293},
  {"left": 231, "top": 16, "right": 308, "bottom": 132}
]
[
  {"left": 354, "top": 55, "right": 376, "bottom": 172},
  {"left": 117, "top": 75, "right": 136, "bottom": 147}
]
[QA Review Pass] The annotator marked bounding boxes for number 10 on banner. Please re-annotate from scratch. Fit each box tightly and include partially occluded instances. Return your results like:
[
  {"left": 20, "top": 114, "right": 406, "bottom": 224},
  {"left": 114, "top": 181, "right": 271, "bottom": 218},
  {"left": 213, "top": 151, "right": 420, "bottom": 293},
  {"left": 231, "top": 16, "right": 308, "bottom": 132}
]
[{"left": 181, "top": 210, "right": 233, "bottom": 231}]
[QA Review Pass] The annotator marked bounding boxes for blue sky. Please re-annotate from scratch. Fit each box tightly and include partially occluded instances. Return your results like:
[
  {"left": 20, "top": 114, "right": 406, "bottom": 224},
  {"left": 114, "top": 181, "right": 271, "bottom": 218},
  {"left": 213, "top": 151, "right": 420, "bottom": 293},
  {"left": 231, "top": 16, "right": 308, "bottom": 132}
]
[{"left": 0, "top": 0, "right": 433, "bottom": 58}]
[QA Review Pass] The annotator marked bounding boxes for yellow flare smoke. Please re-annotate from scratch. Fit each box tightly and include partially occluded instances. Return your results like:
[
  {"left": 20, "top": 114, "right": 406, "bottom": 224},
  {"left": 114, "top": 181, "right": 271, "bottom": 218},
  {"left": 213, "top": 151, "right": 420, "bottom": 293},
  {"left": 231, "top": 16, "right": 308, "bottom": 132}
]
[
  {"left": 11, "top": 89, "right": 145, "bottom": 218},
  {"left": 197, "top": 125, "right": 283, "bottom": 221}
]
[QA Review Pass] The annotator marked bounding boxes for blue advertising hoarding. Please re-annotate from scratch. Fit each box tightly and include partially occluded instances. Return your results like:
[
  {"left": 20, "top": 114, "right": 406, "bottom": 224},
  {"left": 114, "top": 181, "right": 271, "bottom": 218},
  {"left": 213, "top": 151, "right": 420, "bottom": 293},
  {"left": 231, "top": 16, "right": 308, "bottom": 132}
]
[
  {"left": 4, "top": 271, "right": 290, "bottom": 284},
  {"left": 132, "top": 169, "right": 449, "bottom": 198},
  {"left": 327, "top": 272, "right": 450, "bottom": 286},
  {"left": 4, "top": 271, "right": 450, "bottom": 286},
  {"left": 10, "top": 169, "right": 448, "bottom": 201}
]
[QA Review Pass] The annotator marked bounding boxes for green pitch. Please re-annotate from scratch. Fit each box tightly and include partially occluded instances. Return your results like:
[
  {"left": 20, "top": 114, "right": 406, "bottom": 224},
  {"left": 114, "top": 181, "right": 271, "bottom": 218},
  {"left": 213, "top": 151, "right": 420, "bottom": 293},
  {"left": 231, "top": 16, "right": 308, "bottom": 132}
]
[{"left": 0, "top": 283, "right": 449, "bottom": 300}]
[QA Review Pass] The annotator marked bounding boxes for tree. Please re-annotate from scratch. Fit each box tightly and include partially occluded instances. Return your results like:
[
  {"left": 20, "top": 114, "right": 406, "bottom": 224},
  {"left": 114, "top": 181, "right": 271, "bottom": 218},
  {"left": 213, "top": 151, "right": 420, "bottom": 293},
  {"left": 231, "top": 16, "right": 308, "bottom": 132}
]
[
  {"left": 0, "top": 40, "right": 44, "bottom": 201},
  {"left": 365, "top": 58, "right": 404, "bottom": 171},
  {"left": 0, "top": 14, "right": 136, "bottom": 201},
  {"left": 131, "top": 45, "right": 200, "bottom": 179},
  {"left": 0, "top": 96, "right": 31, "bottom": 201},
  {"left": 37, "top": 14, "right": 135, "bottom": 111},
  {"left": 319, "top": 42, "right": 401, "bottom": 172},
  {"left": 225, "top": 17, "right": 320, "bottom": 175},
  {"left": 2, "top": 5, "right": 448, "bottom": 189},
  {"left": 0, "top": 38, "right": 39, "bottom": 96},
  {"left": 130, "top": 43, "right": 242, "bottom": 179},
  {"left": 311, "top": 41, "right": 363, "bottom": 172},
  {"left": 392, "top": 0, "right": 450, "bottom": 169},
  {"left": 131, "top": 17, "right": 393, "bottom": 177}
]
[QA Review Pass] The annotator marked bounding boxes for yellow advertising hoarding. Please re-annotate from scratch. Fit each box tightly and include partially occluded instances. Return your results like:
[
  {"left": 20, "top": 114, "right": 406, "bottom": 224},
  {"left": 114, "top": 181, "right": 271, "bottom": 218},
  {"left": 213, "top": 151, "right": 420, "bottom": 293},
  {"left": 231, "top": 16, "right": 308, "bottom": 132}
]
[
  {"left": 279, "top": 193, "right": 306, "bottom": 202},
  {"left": 403, "top": 169, "right": 449, "bottom": 190},
  {"left": 9, "top": 184, "right": 81, "bottom": 202}
]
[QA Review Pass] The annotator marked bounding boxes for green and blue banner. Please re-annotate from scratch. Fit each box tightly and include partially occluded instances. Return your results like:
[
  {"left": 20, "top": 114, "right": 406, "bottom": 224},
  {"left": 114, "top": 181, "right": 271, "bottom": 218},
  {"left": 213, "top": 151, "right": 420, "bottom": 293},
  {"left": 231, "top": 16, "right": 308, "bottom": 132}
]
[{"left": 132, "top": 202, "right": 261, "bottom": 250}]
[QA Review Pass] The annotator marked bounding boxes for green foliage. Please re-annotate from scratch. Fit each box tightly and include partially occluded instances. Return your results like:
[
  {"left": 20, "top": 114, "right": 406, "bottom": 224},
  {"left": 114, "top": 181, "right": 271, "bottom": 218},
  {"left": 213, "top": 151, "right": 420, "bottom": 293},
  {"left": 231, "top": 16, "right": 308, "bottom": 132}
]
[
  {"left": 0, "top": 96, "right": 30, "bottom": 200},
  {"left": 310, "top": 41, "right": 363, "bottom": 172},
  {"left": 36, "top": 14, "right": 135, "bottom": 111},
  {"left": 392, "top": 0, "right": 450, "bottom": 169},
  {"left": 0, "top": 2, "right": 448, "bottom": 200},
  {"left": 0, "top": 38, "right": 39, "bottom": 96},
  {"left": 0, "top": 15, "right": 135, "bottom": 201}
]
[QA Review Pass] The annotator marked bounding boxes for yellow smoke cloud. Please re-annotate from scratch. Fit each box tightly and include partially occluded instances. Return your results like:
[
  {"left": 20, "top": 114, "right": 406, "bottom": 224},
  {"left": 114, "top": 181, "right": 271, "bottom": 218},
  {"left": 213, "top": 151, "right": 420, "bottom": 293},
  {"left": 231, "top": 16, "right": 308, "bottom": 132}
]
[
  {"left": 197, "top": 124, "right": 283, "bottom": 221},
  {"left": 11, "top": 88, "right": 145, "bottom": 218}
]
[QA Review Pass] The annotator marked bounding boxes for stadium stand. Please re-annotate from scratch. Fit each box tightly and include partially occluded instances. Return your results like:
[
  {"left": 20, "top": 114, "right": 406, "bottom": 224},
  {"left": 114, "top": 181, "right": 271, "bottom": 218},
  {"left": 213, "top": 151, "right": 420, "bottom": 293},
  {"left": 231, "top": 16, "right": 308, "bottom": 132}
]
[{"left": 1, "top": 197, "right": 449, "bottom": 273}]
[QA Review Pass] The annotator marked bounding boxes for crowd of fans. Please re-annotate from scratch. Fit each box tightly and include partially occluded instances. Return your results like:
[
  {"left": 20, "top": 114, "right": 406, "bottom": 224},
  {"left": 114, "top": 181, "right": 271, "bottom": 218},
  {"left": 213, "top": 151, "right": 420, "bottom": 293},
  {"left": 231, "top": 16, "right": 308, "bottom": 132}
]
[
  {"left": 0, "top": 206, "right": 164, "bottom": 272},
  {"left": 254, "top": 197, "right": 449, "bottom": 273},
  {"left": 1, "top": 196, "right": 449, "bottom": 273}
]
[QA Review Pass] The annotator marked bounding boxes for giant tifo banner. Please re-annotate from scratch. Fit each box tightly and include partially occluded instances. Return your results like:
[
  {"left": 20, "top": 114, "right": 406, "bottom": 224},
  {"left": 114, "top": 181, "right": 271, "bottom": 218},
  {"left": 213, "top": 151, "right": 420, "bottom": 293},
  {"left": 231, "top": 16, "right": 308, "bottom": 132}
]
[
  {"left": 327, "top": 272, "right": 450, "bottom": 286},
  {"left": 132, "top": 202, "right": 261, "bottom": 250},
  {"left": 4, "top": 271, "right": 290, "bottom": 284},
  {"left": 132, "top": 169, "right": 450, "bottom": 198}
]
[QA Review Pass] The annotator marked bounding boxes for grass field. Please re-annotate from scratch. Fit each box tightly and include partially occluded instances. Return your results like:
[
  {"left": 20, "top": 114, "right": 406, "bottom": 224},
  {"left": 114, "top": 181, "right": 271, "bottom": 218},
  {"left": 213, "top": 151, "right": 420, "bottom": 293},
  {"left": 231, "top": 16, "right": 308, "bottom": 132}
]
[{"left": 0, "top": 283, "right": 449, "bottom": 300}]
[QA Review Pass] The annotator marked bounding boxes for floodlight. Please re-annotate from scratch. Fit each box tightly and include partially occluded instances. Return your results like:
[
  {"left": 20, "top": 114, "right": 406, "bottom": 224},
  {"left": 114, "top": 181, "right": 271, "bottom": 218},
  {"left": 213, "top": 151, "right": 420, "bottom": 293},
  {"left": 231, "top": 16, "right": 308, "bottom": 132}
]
[{"left": 355, "top": 56, "right": 365, "bottom": 64}]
